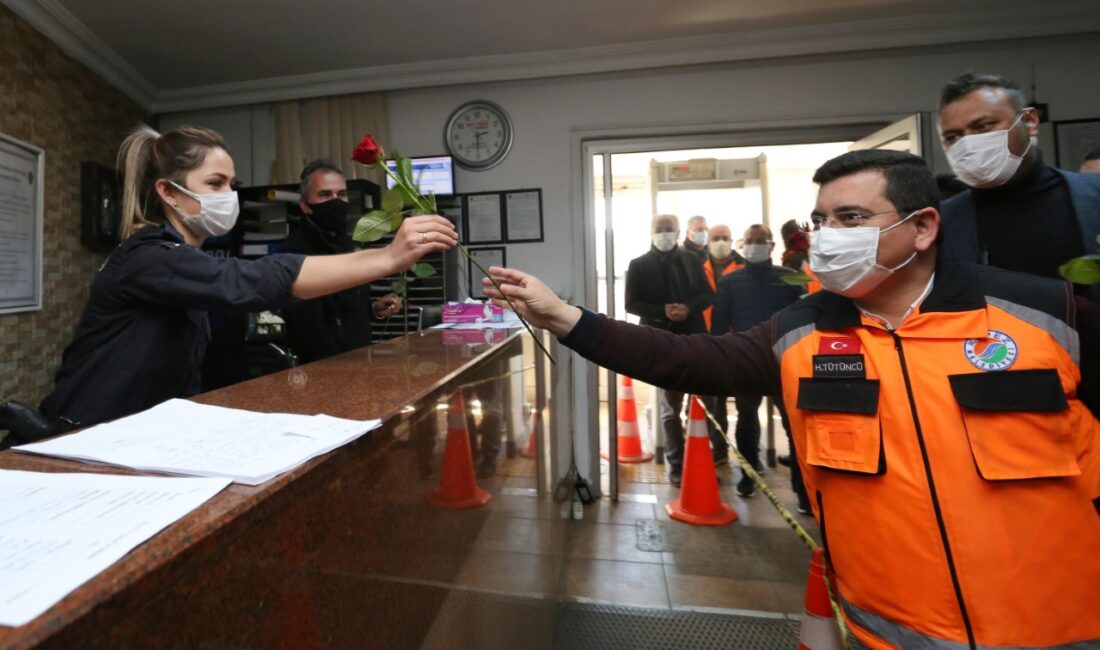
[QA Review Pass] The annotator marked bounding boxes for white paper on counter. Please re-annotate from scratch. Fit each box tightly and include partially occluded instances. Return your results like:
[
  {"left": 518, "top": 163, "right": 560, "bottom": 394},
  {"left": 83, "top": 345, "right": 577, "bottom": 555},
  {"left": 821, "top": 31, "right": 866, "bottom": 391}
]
[
  {"left": 16, "top": 399, "right": 381, "bottom": 485},
  {"left": 0, "top": 469, "right": 230, "bottom": 627}
]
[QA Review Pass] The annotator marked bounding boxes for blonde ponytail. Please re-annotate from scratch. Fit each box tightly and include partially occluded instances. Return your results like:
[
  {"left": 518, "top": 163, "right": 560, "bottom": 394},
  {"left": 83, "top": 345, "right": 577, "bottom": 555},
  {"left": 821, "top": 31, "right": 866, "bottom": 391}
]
[
  {"left": 117, "top": 125, "right": 161, "bottom": 240},
  {"left": 115, "top": 124, "right": 230, "bottom": 240}
]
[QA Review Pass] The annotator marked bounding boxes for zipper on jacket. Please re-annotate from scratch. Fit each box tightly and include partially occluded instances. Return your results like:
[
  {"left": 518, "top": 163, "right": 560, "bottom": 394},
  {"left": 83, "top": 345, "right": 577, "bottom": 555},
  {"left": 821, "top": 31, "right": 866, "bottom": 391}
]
[{"left": 891, "top": 331, "right": 976, "bottom": 650}]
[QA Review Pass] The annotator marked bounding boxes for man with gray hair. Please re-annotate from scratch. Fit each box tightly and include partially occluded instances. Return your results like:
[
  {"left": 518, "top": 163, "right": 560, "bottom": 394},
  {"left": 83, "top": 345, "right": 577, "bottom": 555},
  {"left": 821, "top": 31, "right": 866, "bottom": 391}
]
[
  {"left": 682, "top": 215, "right": 710, "bottom": 260},
  {"left": 281, "top": 159, "right": 403, "bottom": 363},
  {"left": 625, "top": 214, "right": 715, "bottom": 486},
  {"left": 937, "top": 72, "right": 1100, "bottom": 286}
]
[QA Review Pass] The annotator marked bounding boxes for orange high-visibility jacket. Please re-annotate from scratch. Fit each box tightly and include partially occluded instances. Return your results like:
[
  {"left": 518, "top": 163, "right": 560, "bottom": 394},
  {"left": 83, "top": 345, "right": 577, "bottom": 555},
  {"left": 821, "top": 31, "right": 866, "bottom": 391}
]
[
  {"left": 774, "top": 266, "right": 1100, "bottom": 649},
  {"left": 561, "top": 262, "right": 1100, "bottom": 649},
  {"left": 702, "top": 257, "right": 742, "bottom": 331},
  {"left": 801, "top": 260, "right": 823, "bottom": 295}
]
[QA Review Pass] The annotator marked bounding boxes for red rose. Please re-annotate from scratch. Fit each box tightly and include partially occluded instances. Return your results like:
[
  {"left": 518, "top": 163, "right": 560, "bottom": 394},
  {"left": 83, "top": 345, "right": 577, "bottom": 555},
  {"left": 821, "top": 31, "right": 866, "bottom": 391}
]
[{"left": 351, "top": 134, "right": 384, "bottom": 166}]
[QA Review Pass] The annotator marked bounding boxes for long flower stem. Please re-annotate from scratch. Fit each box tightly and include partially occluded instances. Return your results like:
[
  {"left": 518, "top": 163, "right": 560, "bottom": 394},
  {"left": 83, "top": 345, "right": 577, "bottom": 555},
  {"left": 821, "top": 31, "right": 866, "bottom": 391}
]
[{"left": 375, "top": 162, "right": 555, "bottom": 364}]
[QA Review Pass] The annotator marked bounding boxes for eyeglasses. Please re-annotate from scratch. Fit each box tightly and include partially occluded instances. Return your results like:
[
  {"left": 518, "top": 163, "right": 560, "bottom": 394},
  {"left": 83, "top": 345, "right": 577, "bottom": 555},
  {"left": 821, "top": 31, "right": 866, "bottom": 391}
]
[{"left": 809, "top": 209, "right": 905, "bottom": 229}]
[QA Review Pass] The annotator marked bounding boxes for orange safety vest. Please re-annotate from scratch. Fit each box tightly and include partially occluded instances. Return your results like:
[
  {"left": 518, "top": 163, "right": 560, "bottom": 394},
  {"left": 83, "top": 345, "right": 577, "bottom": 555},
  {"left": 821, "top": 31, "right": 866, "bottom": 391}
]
[
  {"left": 801, "top": 261, "right": 823, "bottom": 295},
  {"left": 774, "top": 265, "right": 1100, "bottom": 649},
  {"left": 702, "top": 257, "right": 742, "bottom": 331}
]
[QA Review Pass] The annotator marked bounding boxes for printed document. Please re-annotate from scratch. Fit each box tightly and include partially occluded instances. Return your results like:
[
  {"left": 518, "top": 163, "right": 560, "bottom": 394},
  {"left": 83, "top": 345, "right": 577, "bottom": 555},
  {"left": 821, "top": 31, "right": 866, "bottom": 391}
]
[
  {"left": 0, "top": 470, "right": 229, "bottom": 627},
  {"left": 16, "top": 399, "right": 382, "bottom": 485}
]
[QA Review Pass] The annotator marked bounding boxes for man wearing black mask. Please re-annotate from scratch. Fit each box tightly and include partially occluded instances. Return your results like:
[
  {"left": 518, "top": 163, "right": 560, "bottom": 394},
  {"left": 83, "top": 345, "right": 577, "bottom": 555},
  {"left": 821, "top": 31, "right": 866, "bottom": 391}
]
[{"left": 281, "top": 159, "right": 403, "bottom": 363}]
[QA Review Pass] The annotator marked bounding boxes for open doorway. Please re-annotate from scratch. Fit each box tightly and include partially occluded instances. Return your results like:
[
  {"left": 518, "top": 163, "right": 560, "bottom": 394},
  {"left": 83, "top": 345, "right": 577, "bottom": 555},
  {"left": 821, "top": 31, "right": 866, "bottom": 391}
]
[{"left": 585, "top": 116, "right": 927, "bottom": 499}]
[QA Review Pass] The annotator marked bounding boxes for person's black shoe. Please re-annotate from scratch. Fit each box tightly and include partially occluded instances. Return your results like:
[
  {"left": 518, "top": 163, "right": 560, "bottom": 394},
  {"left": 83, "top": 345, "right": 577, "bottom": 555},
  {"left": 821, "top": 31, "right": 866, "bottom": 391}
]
[
  {"left": 777, "top": 454, "right": 791, "bottom": 467},
  {"left": 736, "top": 475, "right": 756, "bottom": 498},
  {"left": 669, "top": 467, "right": 682, "bottom": 488}
]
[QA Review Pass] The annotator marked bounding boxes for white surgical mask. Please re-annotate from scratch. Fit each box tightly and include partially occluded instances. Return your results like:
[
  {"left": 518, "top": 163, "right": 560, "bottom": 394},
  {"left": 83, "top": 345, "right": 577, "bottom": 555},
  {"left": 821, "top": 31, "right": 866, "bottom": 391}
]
[
  {"left": 809, "top": 210, "right": 920, "bottom": 298},
  {"left": 689, "top": 230, "right": 708, "bottom": 246},
  {"left": 743, "top": 243, "right": 771, "bottom": 264},
  {"left": 709, "top": 240, "right": 732, "bottom": 260},
  {"left": 944, "top": 113, "right": 1032, "bottom": 189},
  {"left": 169, "top": 181, "right": 240, "bottom": 239},
  {"left": 652, "top": 232, "right": 678, "bottom": 252}
]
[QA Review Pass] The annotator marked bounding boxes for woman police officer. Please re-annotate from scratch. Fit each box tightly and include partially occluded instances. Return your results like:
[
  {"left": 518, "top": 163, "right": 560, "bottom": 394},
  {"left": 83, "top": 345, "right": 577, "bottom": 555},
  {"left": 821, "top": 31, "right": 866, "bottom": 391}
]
[{"left": 35, "top": 124, "right": 456, "bottom": 429}]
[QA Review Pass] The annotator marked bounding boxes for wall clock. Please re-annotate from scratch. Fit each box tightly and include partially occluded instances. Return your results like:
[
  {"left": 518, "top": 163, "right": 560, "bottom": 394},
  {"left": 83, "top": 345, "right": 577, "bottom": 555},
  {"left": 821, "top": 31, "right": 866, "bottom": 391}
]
[{"left": 444, "top": 101, "right": 513, "bottom": 170}]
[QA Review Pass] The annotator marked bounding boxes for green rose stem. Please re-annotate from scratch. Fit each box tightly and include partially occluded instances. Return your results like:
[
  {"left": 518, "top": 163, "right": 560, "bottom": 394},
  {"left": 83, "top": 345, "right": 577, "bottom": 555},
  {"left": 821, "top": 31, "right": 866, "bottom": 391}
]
[{"left": 374, "top": 161, "right": 556, "bottom": 365}]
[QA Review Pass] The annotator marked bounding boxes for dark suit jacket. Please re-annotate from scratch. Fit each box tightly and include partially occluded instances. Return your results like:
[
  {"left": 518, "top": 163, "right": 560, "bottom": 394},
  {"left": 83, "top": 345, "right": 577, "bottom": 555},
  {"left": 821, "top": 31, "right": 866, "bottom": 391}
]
[
  {"left": 625, "top": 246, "right": 712, "bottom": 334},
  {"left": 940, "top": 167, "right": 1100, "bottom": 269}
]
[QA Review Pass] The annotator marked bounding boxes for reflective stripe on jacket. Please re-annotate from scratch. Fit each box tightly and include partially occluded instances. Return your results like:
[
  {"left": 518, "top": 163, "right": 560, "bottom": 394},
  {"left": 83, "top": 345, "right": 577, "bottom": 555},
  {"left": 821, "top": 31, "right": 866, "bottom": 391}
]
[{"left": 774, "top": 263, "right": 1100, "bottom": 649}]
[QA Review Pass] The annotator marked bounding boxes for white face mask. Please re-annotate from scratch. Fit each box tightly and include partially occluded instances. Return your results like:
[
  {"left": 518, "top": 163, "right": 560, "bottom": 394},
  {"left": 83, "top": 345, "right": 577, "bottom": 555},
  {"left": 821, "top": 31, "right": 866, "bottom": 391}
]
[
  {"left": 689, "top": 230, "right": 708, "bottom": 246},
  {"left": 169, "top": 181, "right": 240, "bottom": 239},
  {"left": 652, "top": 232, "right": 678, "bottom": 252},
  {"left": 944, "top": 113, "right": 1032, "bottom": 189},
  {"left": 809, "top": 210, "right": 920, "bottom": 298},
  {"left": 743, "top": 243, "right": 771, "bottom": 264},
  {"left": 708, "top": 240, "right": 732, "bottom": 259}
]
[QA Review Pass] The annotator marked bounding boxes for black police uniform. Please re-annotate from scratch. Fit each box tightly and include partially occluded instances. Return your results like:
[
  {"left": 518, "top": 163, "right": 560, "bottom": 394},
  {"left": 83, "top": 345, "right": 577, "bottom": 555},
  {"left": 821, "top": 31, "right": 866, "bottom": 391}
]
[{"left": 39, "top": 224, "right": 305, "bottom": 428}]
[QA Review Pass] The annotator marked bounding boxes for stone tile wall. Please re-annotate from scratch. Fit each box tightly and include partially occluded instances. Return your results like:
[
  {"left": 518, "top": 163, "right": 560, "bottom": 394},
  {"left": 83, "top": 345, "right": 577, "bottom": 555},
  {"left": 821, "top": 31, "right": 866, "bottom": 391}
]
[{"left": 0, "top": 5, "right": 146, "bottom": 406}]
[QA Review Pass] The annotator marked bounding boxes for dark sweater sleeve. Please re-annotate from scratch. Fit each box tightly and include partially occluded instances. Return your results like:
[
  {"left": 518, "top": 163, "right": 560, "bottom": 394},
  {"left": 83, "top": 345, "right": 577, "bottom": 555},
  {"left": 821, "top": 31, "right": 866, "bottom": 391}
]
[
  {"left": 561, "top": 309, "right": 782, "bottom": 397},
  {"left": 119, "top": 242, "right": 305, "bottom": 312}
]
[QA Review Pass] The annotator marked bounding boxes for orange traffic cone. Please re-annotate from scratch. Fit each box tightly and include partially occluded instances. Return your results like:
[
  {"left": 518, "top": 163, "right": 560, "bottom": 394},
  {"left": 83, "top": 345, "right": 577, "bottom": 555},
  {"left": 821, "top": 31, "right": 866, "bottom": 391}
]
[
  {"left": 519, "top": 405, "right": 539, "bottom": 459},
  {"left": 665, "top": 396, "right": 737, "bottom": 526},
  {"left": 798, "top": 548, "right": 843, "bottom": 650},
  {"left": 428, "top": 389, "right": 492, "bottom": 509},
  {"left": 601, "top": 375, "right": 653, "bottom": 463}
]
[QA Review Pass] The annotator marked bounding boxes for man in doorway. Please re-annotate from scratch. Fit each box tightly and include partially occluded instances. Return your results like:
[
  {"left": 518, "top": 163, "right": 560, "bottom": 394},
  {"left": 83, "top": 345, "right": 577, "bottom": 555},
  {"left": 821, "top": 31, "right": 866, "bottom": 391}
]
[
  {"left": 281, "top": 159, "right": 404, "bottom": 363},
  {"left": 937, "top": 72, "right": 1100, "bottom": 285},
  {"left": 700, "top": 224, "right": 742, "bottom": 467},
  {"left": 682, "top": 215, "right": 710, "bottom": 260},
  {"left": 711, "top": 224, "right": 805, "bottom": 505},
  {"left": 484, "top": 149, "right": 1100, "bottom": 650},
  {"left": 624, "top": 214, "right": 715, "bottom": 486}
]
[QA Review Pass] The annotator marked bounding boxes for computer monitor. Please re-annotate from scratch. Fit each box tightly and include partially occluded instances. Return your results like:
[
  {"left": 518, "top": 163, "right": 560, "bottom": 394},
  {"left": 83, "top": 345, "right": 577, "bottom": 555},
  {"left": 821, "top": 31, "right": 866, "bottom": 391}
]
[{"left": 384, "top": 155, "right": 455, "bottom": 196}]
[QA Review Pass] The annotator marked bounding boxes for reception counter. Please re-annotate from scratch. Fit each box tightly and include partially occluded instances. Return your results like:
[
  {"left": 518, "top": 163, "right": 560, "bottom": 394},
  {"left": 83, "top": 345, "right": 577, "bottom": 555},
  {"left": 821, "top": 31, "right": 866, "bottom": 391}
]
[{"left": 0, "top": 328, "right": 565, "bottom": 649}]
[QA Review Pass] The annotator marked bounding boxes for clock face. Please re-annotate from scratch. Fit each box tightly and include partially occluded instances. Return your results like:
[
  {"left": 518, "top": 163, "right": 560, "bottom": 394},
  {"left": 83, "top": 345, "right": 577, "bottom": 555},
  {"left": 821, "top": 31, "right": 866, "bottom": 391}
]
[{"left": 445, "top": 101, "right": 513, "bottom": 170}]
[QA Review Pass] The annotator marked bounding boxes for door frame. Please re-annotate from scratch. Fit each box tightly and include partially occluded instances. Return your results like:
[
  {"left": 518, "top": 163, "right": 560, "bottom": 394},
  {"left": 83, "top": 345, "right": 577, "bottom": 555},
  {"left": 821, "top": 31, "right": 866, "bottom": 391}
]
[{"left": 570, "top": 114, "right": 917, "bottom": 500}]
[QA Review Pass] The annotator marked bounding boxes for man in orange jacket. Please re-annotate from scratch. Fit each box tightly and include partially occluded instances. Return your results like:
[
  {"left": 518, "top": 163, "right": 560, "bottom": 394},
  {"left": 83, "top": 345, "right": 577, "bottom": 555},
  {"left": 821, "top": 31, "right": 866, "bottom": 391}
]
[{"left": 484, "top": 150, "right": 1100, "bottom": 650}]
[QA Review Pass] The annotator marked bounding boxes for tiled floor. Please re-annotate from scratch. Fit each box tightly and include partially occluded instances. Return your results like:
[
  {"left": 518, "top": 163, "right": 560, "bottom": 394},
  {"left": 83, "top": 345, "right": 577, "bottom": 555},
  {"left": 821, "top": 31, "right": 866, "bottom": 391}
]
[{"left": 460, "top": 461, "right": 818, "bottom": 618}]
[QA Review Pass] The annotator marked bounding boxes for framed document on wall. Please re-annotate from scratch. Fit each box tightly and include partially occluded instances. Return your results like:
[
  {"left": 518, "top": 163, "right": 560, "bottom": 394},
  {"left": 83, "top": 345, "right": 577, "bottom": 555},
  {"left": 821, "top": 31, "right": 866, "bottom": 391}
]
[
  {"left": 0, "top": 133, "right": 44, "bottom": 314},
  {"left": 1054, "top": 118, "right": 1100, "bottom": 169},
  {"left": 503, "top": 189, "right": 543, "bottom": 243},
  {"left": 464, "top": 193, "right": 504, "bottom": 244},
  {"left": 467, "top": 246, "right": 506, "bottom": 299}
]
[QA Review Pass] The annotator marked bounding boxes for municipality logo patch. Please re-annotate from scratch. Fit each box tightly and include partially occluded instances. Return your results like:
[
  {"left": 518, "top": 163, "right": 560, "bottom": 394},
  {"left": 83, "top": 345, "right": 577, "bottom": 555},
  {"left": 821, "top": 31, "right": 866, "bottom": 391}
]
[{"left": 964, "top": 330, "right": 1018, "bottom": 371}]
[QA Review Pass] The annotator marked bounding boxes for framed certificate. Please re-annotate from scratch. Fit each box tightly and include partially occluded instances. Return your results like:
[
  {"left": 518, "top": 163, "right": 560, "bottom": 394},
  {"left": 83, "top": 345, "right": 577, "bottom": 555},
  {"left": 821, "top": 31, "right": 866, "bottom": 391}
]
[
  {"left": 464, "top": 193, "right": 504, "bottom": 244},
  {"left": 503, "top": 189, "right": 543, "bottom": 243},
  {"left": 0, "top": 132, "right": 44, "bottom": 314},
  {"left": 467, "top": 246, "right": 506, "bottom": 299},
  {"left": 1053, "top": 118, "right": 1100, "bottom": 169}
]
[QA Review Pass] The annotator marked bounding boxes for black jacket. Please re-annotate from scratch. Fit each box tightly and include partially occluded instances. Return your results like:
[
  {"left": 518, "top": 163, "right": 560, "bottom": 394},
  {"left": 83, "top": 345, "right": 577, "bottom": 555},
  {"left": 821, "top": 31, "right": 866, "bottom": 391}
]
[
  {"left": 711, "top": 260, "right": 804, "bottom": 335},
  {"left": 280, "top": 221, "right": 374, "bottom": 364},
  {"left": 624, "top": 246, "right": 712, "bottom": 334},
  {"left": 40, "top": 224, "right": 304, "bottom": 427}
]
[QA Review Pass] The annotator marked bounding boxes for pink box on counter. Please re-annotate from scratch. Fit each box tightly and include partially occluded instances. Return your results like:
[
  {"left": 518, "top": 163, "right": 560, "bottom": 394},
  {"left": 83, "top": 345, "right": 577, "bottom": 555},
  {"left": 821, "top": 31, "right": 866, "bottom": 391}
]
[{"left": 441, "top": 302, "right": 503, "bottom": 323}]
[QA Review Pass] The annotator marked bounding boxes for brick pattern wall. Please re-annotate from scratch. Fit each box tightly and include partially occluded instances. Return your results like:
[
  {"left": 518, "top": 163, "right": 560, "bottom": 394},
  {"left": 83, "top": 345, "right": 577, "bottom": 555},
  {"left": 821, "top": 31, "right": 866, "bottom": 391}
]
[{"left": 0, "top": 6, "right": 146, "bottom": 407}]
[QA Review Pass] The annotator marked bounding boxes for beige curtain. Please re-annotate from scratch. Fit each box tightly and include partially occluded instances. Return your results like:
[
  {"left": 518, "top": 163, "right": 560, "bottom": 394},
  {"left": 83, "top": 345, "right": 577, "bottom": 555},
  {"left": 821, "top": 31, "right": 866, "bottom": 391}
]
[{"left": 271, "top": 92, "right": 391, "bottom": 187}]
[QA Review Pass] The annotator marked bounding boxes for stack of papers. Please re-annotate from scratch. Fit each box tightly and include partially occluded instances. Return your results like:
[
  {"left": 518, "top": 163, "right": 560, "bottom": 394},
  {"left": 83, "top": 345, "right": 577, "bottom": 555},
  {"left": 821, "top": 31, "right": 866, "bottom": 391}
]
[
  {"left": 16, "top": 399, "right": 382, "bottom": 485},
  {"left": 0, "top": 470, "right": 230, "bottom": 627}
]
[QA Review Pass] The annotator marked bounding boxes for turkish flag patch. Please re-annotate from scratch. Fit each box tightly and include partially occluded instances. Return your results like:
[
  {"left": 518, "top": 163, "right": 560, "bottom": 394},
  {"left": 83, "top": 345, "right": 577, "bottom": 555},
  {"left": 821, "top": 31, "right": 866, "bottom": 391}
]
[{"left": 818, "top": 336, "right": 861, "bottom": 355}]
